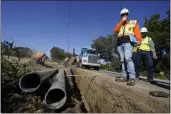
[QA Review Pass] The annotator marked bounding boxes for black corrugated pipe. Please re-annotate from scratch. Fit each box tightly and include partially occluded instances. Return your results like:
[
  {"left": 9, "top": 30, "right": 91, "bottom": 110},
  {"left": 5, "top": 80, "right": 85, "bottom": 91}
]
[
  {"left": 19, "top": 69, "right": 58, "bottom": 92},
  {"left": 44, "top": 68, "right": 67, "bottom": 109}
]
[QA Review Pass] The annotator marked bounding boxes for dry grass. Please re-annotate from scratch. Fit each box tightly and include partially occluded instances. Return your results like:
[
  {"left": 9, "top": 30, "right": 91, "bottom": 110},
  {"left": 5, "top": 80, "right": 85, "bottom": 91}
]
[{"left": 1, "top": 56, "right": 55, "bottom": 113}]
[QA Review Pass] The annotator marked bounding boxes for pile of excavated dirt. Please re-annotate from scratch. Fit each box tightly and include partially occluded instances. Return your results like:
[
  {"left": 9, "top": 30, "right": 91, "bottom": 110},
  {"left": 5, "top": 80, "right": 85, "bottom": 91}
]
[{"left": 71, "top": 67, "right": 170, "bottom": 113}]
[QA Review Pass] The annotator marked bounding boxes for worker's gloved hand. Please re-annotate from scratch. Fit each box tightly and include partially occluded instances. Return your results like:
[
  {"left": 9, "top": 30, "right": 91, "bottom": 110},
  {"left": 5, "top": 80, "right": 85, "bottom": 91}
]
[
  {"left": 153, "top": 55, "right": 158, "bottom": 59},
  {"left": 137, "top": 42, "right": 141, "bottom": 46},
  {"left": 122, "top": 16, "right": 127, "bottom": 21}
]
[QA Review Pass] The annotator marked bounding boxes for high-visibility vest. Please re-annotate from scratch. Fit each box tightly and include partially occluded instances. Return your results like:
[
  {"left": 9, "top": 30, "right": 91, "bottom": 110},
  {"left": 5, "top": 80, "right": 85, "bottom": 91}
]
[
  {"left": 118, "top": 20, "right": 137, "bottom": 37},
  {"left": 65, "top": 57, "right": 68, "bottom": 62},
  {"left": 33, "top": 54, "right": 39, "bottom": 59},
  {"left": 133, "top": 46, "right": 140, "bottom": 52},
  {"left": 139, "top": 36, "right": 151, "bottom": 51},
  {"left": 37, "top": 52, "right": 45, "bottom": 58},
  {"left": 76, "top": 58, "right": 80, "bottom": 62}
]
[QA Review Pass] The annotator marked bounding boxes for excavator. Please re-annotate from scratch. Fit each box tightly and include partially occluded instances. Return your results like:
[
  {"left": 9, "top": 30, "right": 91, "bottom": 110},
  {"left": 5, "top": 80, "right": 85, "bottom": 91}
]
[{"left": 33, "top": 52, "right": 48, "bottom": 65}]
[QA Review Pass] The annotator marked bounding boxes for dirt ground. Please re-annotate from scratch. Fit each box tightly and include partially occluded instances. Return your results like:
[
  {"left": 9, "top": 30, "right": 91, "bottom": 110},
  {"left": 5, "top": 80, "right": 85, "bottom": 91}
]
[
  {"left": 72, "top": 67, "right": 170, "bottom": 113},
  {"left": 2, "top": 56, "right": 169, "bottom": 113}
]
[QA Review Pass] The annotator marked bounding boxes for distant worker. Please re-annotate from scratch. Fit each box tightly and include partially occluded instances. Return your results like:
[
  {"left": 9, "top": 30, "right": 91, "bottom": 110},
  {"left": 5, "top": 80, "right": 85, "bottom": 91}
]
[
  {"left": 136, "top": 27, "right": 158, "bottom": 83},
  {"left": 114, "top": 8, "right": 142, "bottom": 86},
  {"left": 33, "top": 52, "right": 46, "bottom": 65},
  {"left": 132, "top": 45, "right": 141, "bottom": 80},
  {"left": 76, "top": 57, "right": 80, "bottom": 67},
  {"left": 63, "top": 56, "right": 70, "bottom": 67}
]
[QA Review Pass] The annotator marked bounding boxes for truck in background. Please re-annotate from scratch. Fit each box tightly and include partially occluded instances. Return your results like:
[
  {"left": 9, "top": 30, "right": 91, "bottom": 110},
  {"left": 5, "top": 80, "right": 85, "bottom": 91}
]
[{"left": 78, "top": 48, "right": 100, "bottom": 70}]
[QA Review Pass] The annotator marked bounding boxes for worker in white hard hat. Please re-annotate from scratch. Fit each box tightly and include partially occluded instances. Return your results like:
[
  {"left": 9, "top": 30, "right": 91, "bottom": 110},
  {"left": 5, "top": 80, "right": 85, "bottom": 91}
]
[
  {"left": 136, "top": 27, "right": 158, "bottom": 83},
  {"left": 114, "top": 8, "right": 142, "bottom": 86}
]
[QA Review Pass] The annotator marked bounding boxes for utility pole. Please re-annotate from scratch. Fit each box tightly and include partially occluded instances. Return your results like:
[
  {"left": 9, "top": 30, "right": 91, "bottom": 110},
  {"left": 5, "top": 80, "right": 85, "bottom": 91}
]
[
  {"left": 120, "top": 1, "right": 122, "bottom": 10},
  {"left": 68, "top": 44, "right": 70, "bottom": 52},
  {"left": 68, "top": 0, "right": 71, "bottom": 52},
  {"left": 93, "top": 31, "right": 96, "bottom": 42},
  {"left": 73, "top": 48, "right": 75, "bottom": 57},
  {"left": 12, "top": 38, "right": 14, "bottom": 48}
]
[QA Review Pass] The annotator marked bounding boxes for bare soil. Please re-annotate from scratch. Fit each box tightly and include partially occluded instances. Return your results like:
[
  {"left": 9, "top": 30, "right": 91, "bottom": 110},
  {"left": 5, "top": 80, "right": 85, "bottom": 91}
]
[{"left": 72, "top": 67, "right": 170, "bottom": 113}]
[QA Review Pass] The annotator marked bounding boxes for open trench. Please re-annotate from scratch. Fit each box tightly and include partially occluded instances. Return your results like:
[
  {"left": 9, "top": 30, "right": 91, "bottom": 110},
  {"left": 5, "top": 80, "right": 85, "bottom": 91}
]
[
  {"left": 61, "top": 68, "right": 88, "bottom": 113},
  {"left": 70, "top": 67, "right": 170, "bottom": 113},
  {"left": 2, "top": 60, "right": 169, "bottom": 113},
  {"left": 1, "top": 66, "right": 88, "bottom": 113}
]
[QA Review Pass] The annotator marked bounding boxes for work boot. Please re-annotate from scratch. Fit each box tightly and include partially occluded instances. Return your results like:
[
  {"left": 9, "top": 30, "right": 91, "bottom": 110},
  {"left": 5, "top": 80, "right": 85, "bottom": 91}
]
[
  {"left": 136, "top": 77, "right": 140, "bottom": 81},
  {"left": 127, "top": 79, "right": 136, "bottom": 86},
  {"left": 148, "top": 77, "right": 155, "bottom": 84},
  {"left": 115, "top": 77, "right": 127, "bottom": 82}
]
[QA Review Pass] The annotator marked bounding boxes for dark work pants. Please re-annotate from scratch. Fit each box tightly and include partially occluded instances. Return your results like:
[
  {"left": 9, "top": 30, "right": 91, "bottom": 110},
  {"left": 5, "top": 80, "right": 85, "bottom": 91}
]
[
  {"left": 132, "top": 52, "right": 138, "bottom": 78},
  {"left": 136, "top": 50, "right": 154, "bottom": 79}
]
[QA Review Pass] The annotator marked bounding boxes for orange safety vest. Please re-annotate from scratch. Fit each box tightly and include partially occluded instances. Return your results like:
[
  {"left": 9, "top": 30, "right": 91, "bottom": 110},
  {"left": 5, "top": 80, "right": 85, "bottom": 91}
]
[
  {"left": 34, "top": 52, "right": 45, "bottom": 61},
  {"left": 118, "top": 20, "right": 137, "bottom": 37}
]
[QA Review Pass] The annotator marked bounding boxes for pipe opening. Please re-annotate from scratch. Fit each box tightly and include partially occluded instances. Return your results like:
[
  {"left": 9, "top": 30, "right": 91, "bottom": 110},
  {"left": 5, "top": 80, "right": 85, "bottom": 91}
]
[
  {"left": 46, "top": 89, "right": 65, "bottom": 104},
  {"left": 20, "top": 73, "right": 40, "bottom": 91}
]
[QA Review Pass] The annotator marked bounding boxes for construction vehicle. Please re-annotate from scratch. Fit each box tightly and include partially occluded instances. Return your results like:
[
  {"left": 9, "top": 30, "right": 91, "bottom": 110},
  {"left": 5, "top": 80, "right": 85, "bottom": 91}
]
[
  {"left": 78, "top": 48, "right": 100, "bottom": 70},
  {"left": 33, "top": 52, "right": 48, "bottom": 65}
]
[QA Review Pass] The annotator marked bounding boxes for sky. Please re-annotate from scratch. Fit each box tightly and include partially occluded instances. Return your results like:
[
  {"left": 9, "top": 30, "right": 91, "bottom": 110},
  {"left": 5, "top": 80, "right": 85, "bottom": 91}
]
[{"left": 1, "top": 1, "right": 170, "bottom": 57}]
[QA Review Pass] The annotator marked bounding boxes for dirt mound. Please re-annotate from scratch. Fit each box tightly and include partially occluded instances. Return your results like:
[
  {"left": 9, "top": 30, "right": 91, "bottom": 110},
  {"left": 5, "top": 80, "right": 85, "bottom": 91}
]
[{"left": 71, "top": 67, "right": 170, "bottom": 113}]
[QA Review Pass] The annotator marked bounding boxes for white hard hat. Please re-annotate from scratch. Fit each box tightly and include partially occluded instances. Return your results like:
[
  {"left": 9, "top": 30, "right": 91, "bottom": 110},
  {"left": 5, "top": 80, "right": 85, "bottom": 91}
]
[
  {"left": 120, "top": 8, "right": 129, "bottom": 15},
  {"left": 140, "top": 27, "right": 148, "bottom": 33}
]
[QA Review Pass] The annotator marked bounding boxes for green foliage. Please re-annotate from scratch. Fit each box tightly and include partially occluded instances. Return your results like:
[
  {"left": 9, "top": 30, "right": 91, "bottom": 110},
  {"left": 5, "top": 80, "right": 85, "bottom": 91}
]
[
  {"left": 156, "top": 54, "right": 170, "bottom": 71},
  {"left": 154, "top": 73, "right": 166, "bottom": 80},
  {"left": 144, "top": 9, "right": 170, "bottom": 73},
  {"left": 13, "top": 47, "right": 33, "bottom": 58},
  {"left": 91, "top": 34, "right": 117, "bottom": 60},
  {"left": 50, "top": 46, "right": 65, "bottom": 60},
  {"left": 100, "top": 56, "right": 121, "bottom": 72},
  {"left": 111, "top": 56, "right": 121, "bottom": 72},
  {"left": 145, "top": 10, "right": 170, "bottom": 52},
  {"left": 1, "top": 56, "right": 31, "bottom": 86},
  {"left": 50, "top": 46, "right": 72, "bottom": 61},
  {"left": 140, "top": 70, "right": 166, "bottom": 80},
  {"left": 1, "top": 40, "right": 33, "bottom": 59},
  {"left": 1, "top": 40, "right": 14, "bottom": 57},
  {"left": 100, "top": 64, "right": 116, "bottom": 72},
  {"left": 141, "top": 71, "right": 147, "bottom": 77}
]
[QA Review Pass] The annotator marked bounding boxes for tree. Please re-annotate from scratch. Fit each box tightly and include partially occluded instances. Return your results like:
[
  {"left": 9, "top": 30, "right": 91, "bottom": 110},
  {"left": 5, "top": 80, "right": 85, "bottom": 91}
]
[
  {"left": 12, "top": 47, "right": 33, "bottom": 59},
  {"left": 143, "top": 10, "right": 170, "bottom": 73},
  {"left": 64, "top": 52, "right": 72, "bottom": 58},
  {"left": 73, "top": 48, "right": 75, "bottom": 57},
  {"left": 50, "top": 46, "right": 65, "bottom": 60},
  {"left": 91, "top": 34, "right": 118, "bottom": 60},
  {"left": 1, "top": 41, "right": 14, "bottom": 58}
]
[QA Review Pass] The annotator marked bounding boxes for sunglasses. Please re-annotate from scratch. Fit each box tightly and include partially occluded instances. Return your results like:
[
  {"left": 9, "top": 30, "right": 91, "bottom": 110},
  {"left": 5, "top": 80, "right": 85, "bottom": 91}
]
[{"left": 121, "top": 13, "right": 129, "bottom": 17}]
